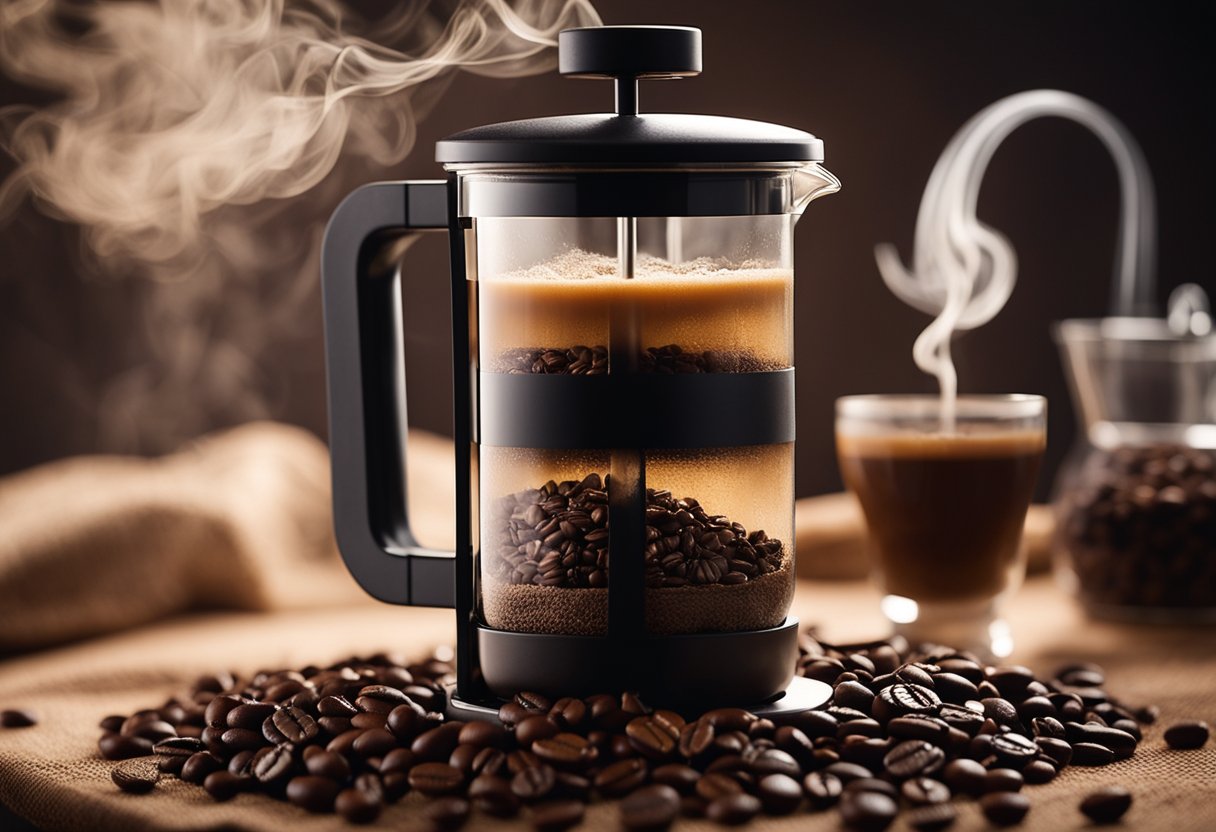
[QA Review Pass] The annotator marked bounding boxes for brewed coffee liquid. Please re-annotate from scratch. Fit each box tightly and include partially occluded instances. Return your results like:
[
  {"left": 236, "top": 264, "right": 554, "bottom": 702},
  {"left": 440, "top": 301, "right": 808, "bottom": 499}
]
[
  {"left": 476, "top": 251, "right": 792, "bottom": 371},
  {"left": 837, "top": 431, "right": 1045, "bottom": 602}
]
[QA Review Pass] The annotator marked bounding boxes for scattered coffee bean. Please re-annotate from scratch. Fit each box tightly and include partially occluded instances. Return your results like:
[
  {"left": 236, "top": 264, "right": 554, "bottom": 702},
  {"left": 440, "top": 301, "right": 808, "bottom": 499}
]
[
  {"left": 984, "top": 768, "right": 1025, "bottom": 794},
  {"left": 706, "top": 792, "right": 762, "bottom": 825},
  {"left": 1080, "top": 785, "right": 1133, "bottom": 823},
  {"left": 839, "top": 789, "right": 898, "bottom": 831},
  {"left": 111, "top": 759, "right": 159, "bottom": 794},
  {"left": 620, "top": 783, "right": 680, "bottom": 830},
  {"left": 286, "top": 775, "right": 340, "bottom": 813},
  {"left": 203, "top": 770, "right": 250, "bottom": 802},
  {"left": 409, "top": 762, "right": 464, "bottom": 796},
  {"left": 980, "top": 791, "right": 1031, "bottom": 826},
  {"left": 757, "top": 773, "right": 802, "bottom": 815},
  {"left": 0, "top": 709, "right": 38, "bottom": 729},
  {"left": 1164, "top": 720, "right": 1210, "bottom": 750}
]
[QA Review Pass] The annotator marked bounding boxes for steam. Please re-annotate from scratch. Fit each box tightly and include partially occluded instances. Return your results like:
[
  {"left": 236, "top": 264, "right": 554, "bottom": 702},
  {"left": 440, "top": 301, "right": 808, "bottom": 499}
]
[
  {"left": 875, "top": 90, "right": 1156, "bottom": 431},
  {"left": 0, "top": 0, "right": 600, "bottom": 451}
]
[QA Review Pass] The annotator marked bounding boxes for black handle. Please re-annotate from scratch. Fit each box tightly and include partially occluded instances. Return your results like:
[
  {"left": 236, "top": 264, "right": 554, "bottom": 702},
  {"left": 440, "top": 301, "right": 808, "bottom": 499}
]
[
  {"left": 558, "top": 26, "right": 702, "bottom": 115},
  {"left": 321, "top": 180, "right": 455, "bottom": 607}
]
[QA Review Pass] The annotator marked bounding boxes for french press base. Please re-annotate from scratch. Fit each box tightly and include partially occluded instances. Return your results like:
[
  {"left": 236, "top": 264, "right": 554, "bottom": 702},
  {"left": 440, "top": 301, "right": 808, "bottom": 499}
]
[{"left": 321, "top": 25, "right": 839, "bottom": 719}]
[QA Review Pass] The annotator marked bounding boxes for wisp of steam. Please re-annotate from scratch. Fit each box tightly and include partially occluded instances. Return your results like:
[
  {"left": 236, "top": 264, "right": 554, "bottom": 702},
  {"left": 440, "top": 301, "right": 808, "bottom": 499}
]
[
  {"left": 0, "top": 0, "right": 600, "bottom": 451},
  {"left": 875, "top": 89, "right": 1156, "bottom": 431}
]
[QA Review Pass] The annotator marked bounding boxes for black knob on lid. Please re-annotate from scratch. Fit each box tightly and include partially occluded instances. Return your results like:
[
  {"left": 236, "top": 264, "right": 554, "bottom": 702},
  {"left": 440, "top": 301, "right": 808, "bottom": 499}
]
[{"left": 559, "top": 26, "right": 701, "bottom": 114}]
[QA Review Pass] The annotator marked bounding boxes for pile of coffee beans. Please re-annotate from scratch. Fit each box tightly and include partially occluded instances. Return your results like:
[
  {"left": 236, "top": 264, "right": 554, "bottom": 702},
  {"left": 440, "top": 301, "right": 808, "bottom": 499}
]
[
  {"left": 487, "top": 475, "right": 784, "bottom": 589},
  {"left": 1057, "top": 443, "right": 1216, "bottom": 610},
  {"left": 497, "top": 344, "right": 776, "bottom": 375},
  {"left": 95, "top": 633, "right": 1209, "bottom": 829}
]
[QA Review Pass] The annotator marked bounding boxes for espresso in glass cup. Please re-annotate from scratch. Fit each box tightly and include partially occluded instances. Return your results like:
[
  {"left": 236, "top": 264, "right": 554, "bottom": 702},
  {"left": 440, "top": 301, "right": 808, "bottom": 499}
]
[{"left": 836, "top": 395, "right": 1046, "bottom": 657}]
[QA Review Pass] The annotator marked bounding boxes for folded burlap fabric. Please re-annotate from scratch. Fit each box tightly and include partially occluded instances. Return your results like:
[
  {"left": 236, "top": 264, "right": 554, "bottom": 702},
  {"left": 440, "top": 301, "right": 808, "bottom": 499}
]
[
  {"left": 0, "top": 423, "right": 457, "bottom": 653},
  {"left": 0, "top": 419, "right": 1054, "bottom": 652}
]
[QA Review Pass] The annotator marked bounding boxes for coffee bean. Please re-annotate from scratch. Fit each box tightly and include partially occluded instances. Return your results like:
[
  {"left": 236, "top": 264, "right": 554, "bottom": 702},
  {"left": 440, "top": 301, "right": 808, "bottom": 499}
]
[
  {"left": 595, "top": 758, "right": 648, "bottom": 797},
  {"left": 181, "top": 751, "right": 224, "bottom": 784},
  {"left": 227, "top": 749, "right": 256, "bottom": 777},
  {"left": 548, "top": 697, "right": 587, "bottom": 730},
  {"left": 888, "top": 715, "right": 950, "bottom": 745},
  {"left": 981, "top": 698, "right": 1022, "bottom": 730},
  {"left": 1071, "top": 741, "right": 1115, "bottom": 766},
  {"left": 1035, "top": 736, "right": 1073, "bottom": 767},
  {"left": 1, "top": 709, "right": 38, "bottom": 728},
  {"left": 984, "top": 768, "right": 1025, "bottom": 794},
  {"left": 906, "top": 801, "right": 957, "bottom": 831},
  {"left": 980, "top": 791, "right": 1031, "bottom": 826},
  {"left": 1080, "top": 785, "right": 1133, "bottom": 823},
  {"left": 1164, "top": 720, "right": 1209, "bottom": 749},
  {"left": 111, "top": 758, "right": 159, "bottom": 794},
  {"left": 533, "top": 732, "right": 593, "bottom": 768},
  {"left": 203, "top": 770, "right": 251, "bottom": 802},
  {"left": 620, "top": 783, "right": 681, "bottom": 830},
  {"left": 835, "top": 680, "right": 876, "bottom": 714},
  {"left": 511, "top": 763, "right": 556, "bottom": 801},
  {"left": 1021, "top": 759, "right": 1057, "bottom": 784},
  {"left": 226, "top": 702, "right": 276, "bottom": 730},
  {"left": 249, "top": 744, "right": 293, "bottom": 783},
  {"left": 516, "top": 715, "right": 560, "bottom": 746},
  {"left": 938, "top": 703, "right": 984, "bottom": 735},
  {"left": 529, "top": 798, "right": 584, "bottom": 832},
  {"left": 839, "top": 790, "right": 898, "bottom": 831},
  {"left": 745, "top": 747, "right": 800, "bottom": 778},
  {"left": 287, "top": 775, "right": 340, "bottom": 812},
  {"left": 706, "top": 792, "right": 761, "bottom": 825},
  {"left": 902, "top": 776, "right": 950, "bottom": 805},
  {"left": 469, "top": 773, "right": 520, "bottom": 817},
  {"left": 99, "top": 732, "right": 155, "bottom": 760},
  {"left": 220, "top": 727, "right": 265, "bottom": 752},
  {"left": 678, "top": 719, "right": 714, "bottom": 758},
  {"left": 884, "top": 739, "right": 944, "bottom": 778},
  {"left": 411, "top": 722, "right": 463, "bottom": 761},
  {"left": 941, "top": 758, "right": 986, "bottom": 796},
  {"left": 874, "top": 684, "right": 940, "bottom": 722},
  {"left": 335, "top": 786, "right": 382, "bottom": 824},
  {"left": 269, "top": 706, "right": 318, "bottom": 744},
  {"left": 696, "top": 771, "right": 742, "bottom": 801},
  {"left": 153, "top": 736, "right": 202, "bottom": 759},
  {"left": 987, "top": 666, "right": 1036, "bottom": 700},
  {"left": 1065, "top": 722, "right": 1137, "bottom": 758},
  {"left": 306, "top": 749, "right": 351, "bottom": 781},
  {"left": 626, "top": 714, "right": 680, "bottom": 760},
  {"left": 387, "top": 701, "right": 427, "bottom": 740},
  {"left": 424, "top": 795, "right": 470, "bottom": 831},
  {"left": 803, "top": 771, "right": 844, "bottom": 808},
  {"left": 930, "top": 672, "right": 979, "bottom": 705},
  {"left": 823, "top": 761, "right": 874, "bottom": 783},
  {"left": 409, "top": 762, "right": 464, "bottom": 796},
  {"left": 990, "top": 732, "right": 1038, "bottom": 767},
  {"left": 755, "top": 773, "right": 802, "bottom": 815}
]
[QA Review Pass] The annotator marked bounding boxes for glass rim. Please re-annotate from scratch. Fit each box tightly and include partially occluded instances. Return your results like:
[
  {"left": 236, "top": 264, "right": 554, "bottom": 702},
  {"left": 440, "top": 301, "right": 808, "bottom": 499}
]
[{"left": 836, "top": 394, "right": 1046, "bottom": 421}]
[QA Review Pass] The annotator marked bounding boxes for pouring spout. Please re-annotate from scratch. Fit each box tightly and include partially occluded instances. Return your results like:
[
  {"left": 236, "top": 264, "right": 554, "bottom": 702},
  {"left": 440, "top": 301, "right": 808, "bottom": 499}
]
[{"left": 792, "top": 163, "right": 841, "bottom": 213}]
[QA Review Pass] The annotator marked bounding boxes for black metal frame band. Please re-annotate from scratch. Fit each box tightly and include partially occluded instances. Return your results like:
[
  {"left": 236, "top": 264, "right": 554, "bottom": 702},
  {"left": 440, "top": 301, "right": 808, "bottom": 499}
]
[
  {"left": 476, "top": 369, "right": 795, "bottom": 449},
  {"left": 457, "top": 170, "right": 796, "bottom": 217}
]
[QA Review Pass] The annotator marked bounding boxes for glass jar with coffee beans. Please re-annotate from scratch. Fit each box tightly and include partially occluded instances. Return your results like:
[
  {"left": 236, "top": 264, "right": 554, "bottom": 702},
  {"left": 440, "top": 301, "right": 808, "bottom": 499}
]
[
  {"left": 1052, "top": 316, "right": 1216, "bottom": 622},
  {"left": 1054, "top": 442, "right": 1216, "bottom": 619}
]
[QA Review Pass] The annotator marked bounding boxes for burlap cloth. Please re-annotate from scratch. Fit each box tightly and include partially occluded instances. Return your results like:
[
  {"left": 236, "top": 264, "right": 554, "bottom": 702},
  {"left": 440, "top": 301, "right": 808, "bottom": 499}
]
[{"left": 0, "top": 424, "right": 1211, "bottom": 830}]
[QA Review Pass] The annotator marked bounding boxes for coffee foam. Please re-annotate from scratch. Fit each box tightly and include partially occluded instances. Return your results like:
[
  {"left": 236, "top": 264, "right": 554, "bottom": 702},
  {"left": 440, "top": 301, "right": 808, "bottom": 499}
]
[
  {"left": 477, "top": 249, "right": 793, "bottom": 366},
  {"left": 836, "top": 429, "right": 1047, "bottom": 459}
]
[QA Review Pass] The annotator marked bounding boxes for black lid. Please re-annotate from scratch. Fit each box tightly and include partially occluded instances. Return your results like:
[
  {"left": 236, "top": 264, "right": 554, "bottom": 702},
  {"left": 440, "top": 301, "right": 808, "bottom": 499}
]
[{"left": 436, "top": 26, "right": 823, "bottom": 166}]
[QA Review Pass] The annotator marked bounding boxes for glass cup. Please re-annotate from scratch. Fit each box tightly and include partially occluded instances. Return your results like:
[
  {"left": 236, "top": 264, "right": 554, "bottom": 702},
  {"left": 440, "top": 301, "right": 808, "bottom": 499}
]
[{"left": 835, "top": 395, "right": 1047, "bottom": 658}]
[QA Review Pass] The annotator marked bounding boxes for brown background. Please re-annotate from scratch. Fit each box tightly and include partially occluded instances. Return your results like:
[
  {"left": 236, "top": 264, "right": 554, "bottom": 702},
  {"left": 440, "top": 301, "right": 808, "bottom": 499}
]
[{"left": 1, "top": 0, "right": 1214, "bottom": 500}]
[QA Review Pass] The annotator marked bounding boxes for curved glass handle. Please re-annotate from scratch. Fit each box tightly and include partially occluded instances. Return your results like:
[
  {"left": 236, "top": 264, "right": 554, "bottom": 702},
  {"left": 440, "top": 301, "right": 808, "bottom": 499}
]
[{"left": 320, "top": 180, "right": 455, "bottom": 607}]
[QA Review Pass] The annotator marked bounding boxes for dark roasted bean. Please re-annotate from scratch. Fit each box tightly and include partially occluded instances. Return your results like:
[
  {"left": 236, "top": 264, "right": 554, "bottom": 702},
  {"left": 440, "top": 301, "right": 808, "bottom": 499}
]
[
  {"left": 111, "top": 759, "right": 159, "bottom": 794},
  {"left": 901, "top": 776, "right": 950, "bottom": 805},
  {"left": 906, "top": 802, "right": 957, "bottom": 831},
  {"left": 424, "top": 795, "right": 470, "bottom": 831},
  {"left": 620, "top": 783, "right": 680, "bottom": 830},
  {"left": 706, "top": 792, "right": 761, "bottom": 826},
  {"left": 530, "top": 798, "right": 584, "bottom": 832},
  {"left": 1080, "top": 785, "right": 1133, "bottom": 823},
  {"left": 980, "top": 791, "right": 1031, "bottom": 826},
  {"left": 1, "top": 709, "right": 38, "bottom": 729},
  {"left": 1164, "top": 720, "right": 1209, "bottom": 749},
  {"left": 839, "top": 789, "right": 898, "bottom": 831}
]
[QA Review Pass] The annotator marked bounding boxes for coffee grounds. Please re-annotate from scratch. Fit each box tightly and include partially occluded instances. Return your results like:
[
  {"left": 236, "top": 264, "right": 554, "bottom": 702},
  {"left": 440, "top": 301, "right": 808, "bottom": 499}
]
[{"left": 481, "top": 559, "right": 794, "bottom": 637}]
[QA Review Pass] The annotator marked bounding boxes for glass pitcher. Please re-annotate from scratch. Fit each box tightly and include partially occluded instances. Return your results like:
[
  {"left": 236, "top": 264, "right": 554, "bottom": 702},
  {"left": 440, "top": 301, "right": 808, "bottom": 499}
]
[{"left": 321, "top": 26, "right": 839, "bottom": 713}]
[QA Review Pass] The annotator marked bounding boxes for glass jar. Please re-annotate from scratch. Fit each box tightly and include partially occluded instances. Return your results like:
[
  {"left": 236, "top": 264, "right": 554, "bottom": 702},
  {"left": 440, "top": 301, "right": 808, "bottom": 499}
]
[{"left": 1052, "top": 317, "right": 1216, "bottom": 620}]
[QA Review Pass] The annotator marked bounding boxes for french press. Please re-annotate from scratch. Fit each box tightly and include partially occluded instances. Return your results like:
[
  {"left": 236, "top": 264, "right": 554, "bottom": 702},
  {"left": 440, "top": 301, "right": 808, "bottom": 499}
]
[{"left": 321, "top": 26, "right": 839, "bottom": 717}]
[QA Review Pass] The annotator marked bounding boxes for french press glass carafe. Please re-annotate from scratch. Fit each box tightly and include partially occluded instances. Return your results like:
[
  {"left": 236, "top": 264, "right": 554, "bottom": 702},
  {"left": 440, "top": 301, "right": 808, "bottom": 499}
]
[{"left": 321, "top": 26, "right": 839, "bottom": 715}]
